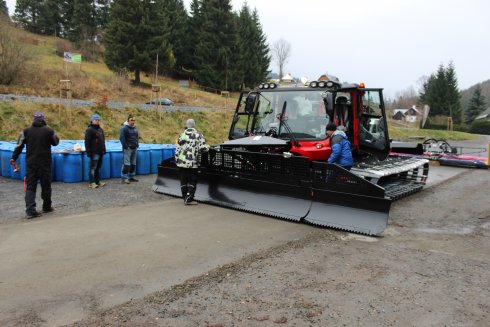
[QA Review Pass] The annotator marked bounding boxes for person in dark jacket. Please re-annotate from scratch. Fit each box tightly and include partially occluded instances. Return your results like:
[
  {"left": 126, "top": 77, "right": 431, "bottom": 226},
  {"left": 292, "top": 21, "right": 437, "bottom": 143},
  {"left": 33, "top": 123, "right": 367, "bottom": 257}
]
[
  {"left": 119, "top": 114, "right": 139, "bottom": 184},
  {"left": 11, "top": 112, "right": 60, "bottom": 218},
  {"left": 84, "top": 114, "right": 106, "bottom": 189},
  {"left": 326, "top": 123, "right": 354, "bottom": 169}
]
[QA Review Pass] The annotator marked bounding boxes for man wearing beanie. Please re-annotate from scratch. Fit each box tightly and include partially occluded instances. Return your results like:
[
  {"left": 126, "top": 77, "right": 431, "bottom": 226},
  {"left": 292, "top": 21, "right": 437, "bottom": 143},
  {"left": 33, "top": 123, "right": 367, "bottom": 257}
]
[
  {"left": 119, "top": 114, "right": 139, "bottom": 184},
  {"left": 175, "top": 118, "right": 209, "bottom": 205},
  {"left": 11, "top": 112, "right": 60, "bottom": 218},
  {"left": 326, "top": 122, "right": 354, "bottom": 170},
  {"left": 84, "top": 113, "right": 106, "bottom": 189}
]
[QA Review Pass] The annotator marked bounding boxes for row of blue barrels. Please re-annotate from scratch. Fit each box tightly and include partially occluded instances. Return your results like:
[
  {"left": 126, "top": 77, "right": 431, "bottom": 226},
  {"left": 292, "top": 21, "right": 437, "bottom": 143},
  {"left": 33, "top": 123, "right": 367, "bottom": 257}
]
[{"left": 0, "top": 141, "right": 176, "bottom": 183}]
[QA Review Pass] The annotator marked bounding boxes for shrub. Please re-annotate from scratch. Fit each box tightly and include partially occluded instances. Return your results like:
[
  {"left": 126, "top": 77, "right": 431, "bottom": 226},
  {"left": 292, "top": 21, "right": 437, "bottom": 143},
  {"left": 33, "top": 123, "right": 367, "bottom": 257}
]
[
  {"left": 55, "top": 39, "right": 74, "bottom": 58},
  {"left": 423, "top": 117, "right": 464, "bottom": 131},
  {"left": 469, "top": 120, "right": 490, "bottom": 135},
  {"left": 0, "top": 19, "right": 29, "bottom": 85}
]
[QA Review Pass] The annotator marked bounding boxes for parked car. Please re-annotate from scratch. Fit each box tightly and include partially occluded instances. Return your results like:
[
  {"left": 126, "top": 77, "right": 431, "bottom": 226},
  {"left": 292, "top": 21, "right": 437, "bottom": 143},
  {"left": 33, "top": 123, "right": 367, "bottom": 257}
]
[{"left": 146, "top": 97, "right": 174, "bottom": 106}]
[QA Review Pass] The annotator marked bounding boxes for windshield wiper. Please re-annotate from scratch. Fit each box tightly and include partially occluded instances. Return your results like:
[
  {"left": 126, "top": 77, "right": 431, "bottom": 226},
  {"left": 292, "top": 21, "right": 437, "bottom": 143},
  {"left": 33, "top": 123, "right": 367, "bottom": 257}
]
[{"left": 278, "top": 101, "right": 300, "bottom": 147}]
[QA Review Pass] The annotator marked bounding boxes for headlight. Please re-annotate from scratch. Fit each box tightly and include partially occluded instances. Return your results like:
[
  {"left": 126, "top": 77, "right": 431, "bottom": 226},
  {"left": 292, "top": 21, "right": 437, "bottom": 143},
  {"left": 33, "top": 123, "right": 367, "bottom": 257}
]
[{"left": 309, "top": 81, "right": 318, "bottom": 88}]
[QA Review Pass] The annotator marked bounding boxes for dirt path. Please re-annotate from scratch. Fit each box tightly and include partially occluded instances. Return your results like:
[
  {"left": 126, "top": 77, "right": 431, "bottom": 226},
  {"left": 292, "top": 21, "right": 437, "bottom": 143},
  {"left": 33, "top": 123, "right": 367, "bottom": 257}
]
[
  {"left": 65, "top": 169, "right": 490, "bottom": 327},
  {"left": 1, "top": 164, "right": 489, "bottom": 326}
]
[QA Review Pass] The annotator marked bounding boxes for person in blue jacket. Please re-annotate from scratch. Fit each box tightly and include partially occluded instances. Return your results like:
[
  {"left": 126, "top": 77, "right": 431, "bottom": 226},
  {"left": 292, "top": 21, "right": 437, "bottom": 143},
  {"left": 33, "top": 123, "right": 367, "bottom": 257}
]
[
  {"left": 119, "top": 114, "right": 139, "bottom": 184},
  {"left": 326, "top": 123, "right": 354, "bottom": 170}
]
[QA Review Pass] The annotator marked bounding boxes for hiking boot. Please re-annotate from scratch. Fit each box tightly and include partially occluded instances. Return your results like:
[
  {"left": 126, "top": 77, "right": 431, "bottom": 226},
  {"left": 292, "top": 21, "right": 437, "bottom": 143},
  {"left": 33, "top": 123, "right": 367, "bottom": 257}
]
[
  {"left": 42, "top": 207, "right": 55, "bottom": 213},
  {"left": 97, "top": 182, "right": 106, "bottom": 187},
  {"left": 88, "top": 183, "right": 99, "bottom": 189},
  {"left": 122, "top": 179, "right": 130, "bottom": 184},
  {"left": 26, "top": 211, "right": 42, "bottom": 219},
  {"left": 129, "top": 177, "right": 139, "bottom": 182}
]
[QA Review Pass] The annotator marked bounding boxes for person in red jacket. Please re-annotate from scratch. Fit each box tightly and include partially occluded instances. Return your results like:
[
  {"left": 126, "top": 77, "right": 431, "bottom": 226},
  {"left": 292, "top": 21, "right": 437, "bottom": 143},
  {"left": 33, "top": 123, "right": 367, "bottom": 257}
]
[{"left": 11, "top": 112, "right": 59, "bottom": 218}]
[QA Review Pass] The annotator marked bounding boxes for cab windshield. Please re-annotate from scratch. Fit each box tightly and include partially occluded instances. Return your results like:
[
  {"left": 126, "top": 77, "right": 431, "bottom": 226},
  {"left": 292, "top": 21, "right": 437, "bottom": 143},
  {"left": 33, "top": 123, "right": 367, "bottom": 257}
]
[{"left": 252, "top": 89, "right": 329, "bottom": 140}]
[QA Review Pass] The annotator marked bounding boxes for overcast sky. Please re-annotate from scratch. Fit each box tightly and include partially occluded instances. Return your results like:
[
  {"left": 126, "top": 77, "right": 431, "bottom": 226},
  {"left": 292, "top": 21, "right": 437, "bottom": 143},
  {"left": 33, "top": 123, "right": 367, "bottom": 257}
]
[{"left": 6, "top": 0, "right": 490, "bottom": 98}]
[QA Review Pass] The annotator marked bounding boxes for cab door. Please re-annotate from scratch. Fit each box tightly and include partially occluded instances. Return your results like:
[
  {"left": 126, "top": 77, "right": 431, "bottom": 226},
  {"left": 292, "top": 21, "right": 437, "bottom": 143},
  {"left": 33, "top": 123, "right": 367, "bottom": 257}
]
[{"left": 356, "top": 89, "right": 390, "bottom": 160}]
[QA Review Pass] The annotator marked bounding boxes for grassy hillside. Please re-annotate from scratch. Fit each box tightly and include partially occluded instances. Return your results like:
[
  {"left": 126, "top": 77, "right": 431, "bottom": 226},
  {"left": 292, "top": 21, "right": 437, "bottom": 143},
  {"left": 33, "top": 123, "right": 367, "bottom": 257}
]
[
  {"left": 0, "top": 25, "right": 479, "bottom": 145},
  {"left": 0, "top": 26, "right": 232, "bottom": 107},
  {"left": 0, "top": 101, "right": 232, "bottom": 144}
]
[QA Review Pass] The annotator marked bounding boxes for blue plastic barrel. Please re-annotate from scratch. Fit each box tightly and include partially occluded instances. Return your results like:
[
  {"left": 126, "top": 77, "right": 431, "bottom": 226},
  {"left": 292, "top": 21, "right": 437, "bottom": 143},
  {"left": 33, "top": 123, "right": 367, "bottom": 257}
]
[
  {"left": 81, "top": 152, "right": 110, "bottom": 181},
  {"left": 52, "top": 153, "right": 65, "bottom": 182},
  {"left": 162, "top": 146, "right": 175, "bottom": 161},
  {"left": 150, "top": 147, "right": 163, "bottom": 174},
  {"left": 63, "top": 152, "right": 82, "bottom": 183},
  {"left": 10, "top": 152, "right": 26, "bottom": 180},
  {"left": 100, "top": 153, "right": 111, "bottom": 179},
  {"left": 0, "top": 145, "right": 3, "bottom": 176},
  {"left": 82, "top": 152, "right": 89, "bottom": 181},
  {"left": 1, "top": 149, "right": 13, "bottom": 178},
  {"left": 136, "top": 148, "right": 150, "bottom": 175},
  {"left": 110, "top": 150, "right": 123, "bottom": 178}
]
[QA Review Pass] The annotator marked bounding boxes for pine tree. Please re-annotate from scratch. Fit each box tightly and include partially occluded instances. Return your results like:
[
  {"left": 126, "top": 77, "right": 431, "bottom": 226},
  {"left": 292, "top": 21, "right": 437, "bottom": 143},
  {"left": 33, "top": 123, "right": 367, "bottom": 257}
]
[
  {"left": 38, "top": 0, "right": 63, "bottom": 36},
  {"left": 419, "top": 62, "right": 462, "bottom": 124},
  {"left": 183, "top": 0, "right": 202, "bottom": 74},
  {"left": 236, "top": 4, "right": 271, "bottom": 89},
  {"left": 60, "top": 0, "right": 75, "bottom": 38},
  {"left": 96, "top": 0, "right": 110, "bottom": 31},
  {"left": 194, "top": 0, "right": 240, "bottom": 90},
  {"left": 14, "top": 0, "right": 44, "bottom": 32},
  {"left": 69, "top": 0, "right": 97, "bottom": 45},
  {"left": 104, "top": 0, "right": 173, "bottom": 83},
  {"left": 465, "top": 85, "right": 487, "bottom": 124},
  {"left": 445, "top": 62, "right": 461, "bottom": 123},
  {"left": 160, "top": 0, "right": 189, "bottom": 76}
]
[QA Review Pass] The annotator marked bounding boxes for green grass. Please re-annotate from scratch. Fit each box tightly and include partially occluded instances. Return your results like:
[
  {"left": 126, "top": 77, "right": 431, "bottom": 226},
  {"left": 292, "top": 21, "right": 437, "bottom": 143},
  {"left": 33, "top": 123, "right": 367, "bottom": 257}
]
[
  {"left": 0, "top": 101, "right": 232, "bottom": 145},
  {"left": 389, "top": 126, "right": 479, "bottom": 141}
]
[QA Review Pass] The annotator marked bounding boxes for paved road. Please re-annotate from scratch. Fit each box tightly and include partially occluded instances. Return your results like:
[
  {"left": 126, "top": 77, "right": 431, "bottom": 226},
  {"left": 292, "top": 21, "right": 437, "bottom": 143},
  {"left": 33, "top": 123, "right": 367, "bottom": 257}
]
[
  {"left": 0, "top": 93, "right": 222, "bottom": 112},
  {"left": 0, "top": 165, "right": 471, "bottom": 326}
]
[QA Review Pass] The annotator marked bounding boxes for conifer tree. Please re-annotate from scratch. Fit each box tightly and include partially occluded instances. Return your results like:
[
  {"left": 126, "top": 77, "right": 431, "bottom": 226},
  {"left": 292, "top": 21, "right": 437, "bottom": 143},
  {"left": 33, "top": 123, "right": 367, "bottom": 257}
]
[
  {"left": 104, "top": 0, "right": 173, "bottom": 83},
  {"left": 194, "top": 0, "right": 240, "bottom": 90},
  {"left": 96, "top": 0, "right": 110, "bottom": 32},
  {"left": 465, "top": 85, "right": 487, "bottom": 124},
  {"left": 160, "top": 0, "right": 189, "bottom": 76},
  {"left": 14, "top": 0, "right": 44, "bottom": 32},
  {"left": 445, "top": 62, "right": 461, "bottom": 123},
  {"left": 236, "top": 7, "right": 270, "bottom": 88},
  {"left": 38, "top": 0, "right": 63, "bottom": 36},
  {"left": 419, "top": 62, "right": 462, "bottom": 124},
  {"left": 183, "top": 0, "right": 202, "bottom": 74},
  {"left": 69, "top": 0, "right": 97, "bottom": 44}
]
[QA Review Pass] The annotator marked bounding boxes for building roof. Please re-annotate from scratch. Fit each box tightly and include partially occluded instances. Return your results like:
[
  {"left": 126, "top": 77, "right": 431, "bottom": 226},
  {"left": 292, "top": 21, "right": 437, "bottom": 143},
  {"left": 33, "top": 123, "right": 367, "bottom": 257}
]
[{"left": 475, "top": 107, "right": 490, "bottom": 120}]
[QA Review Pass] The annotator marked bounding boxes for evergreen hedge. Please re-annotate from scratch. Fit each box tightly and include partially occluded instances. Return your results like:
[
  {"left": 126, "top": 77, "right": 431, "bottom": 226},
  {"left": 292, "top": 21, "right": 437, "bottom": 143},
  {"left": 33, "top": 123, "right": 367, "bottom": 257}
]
[{"left": 469, "top": 120, "right": 490, "bottom": 135}]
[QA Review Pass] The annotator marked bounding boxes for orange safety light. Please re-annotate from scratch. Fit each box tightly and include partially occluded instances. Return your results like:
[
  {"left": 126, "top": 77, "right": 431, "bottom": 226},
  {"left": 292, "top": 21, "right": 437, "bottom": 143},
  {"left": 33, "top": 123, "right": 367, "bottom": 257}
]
[{"left": 359, "top": 82, "right": 365, "bottom": 88}]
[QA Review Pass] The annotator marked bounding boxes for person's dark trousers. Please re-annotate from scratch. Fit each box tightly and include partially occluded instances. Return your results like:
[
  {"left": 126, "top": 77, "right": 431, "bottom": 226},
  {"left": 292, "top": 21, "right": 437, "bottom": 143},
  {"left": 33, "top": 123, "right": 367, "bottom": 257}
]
[
  {"left": 89, "top": 153, "right": 103, "bottom": 184},
  {"left": 179, "top": 168, "right": 198, "bottom": 202},
  {"left": 25, "top": 163, "right": 52, "bottom": 215}
]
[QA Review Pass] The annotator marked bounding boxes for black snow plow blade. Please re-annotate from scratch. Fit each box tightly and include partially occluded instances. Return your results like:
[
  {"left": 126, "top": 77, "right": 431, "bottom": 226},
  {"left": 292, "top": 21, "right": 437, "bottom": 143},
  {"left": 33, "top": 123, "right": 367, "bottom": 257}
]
[{"left": 153, "top": 149, "right": 391, "bottom": 235}]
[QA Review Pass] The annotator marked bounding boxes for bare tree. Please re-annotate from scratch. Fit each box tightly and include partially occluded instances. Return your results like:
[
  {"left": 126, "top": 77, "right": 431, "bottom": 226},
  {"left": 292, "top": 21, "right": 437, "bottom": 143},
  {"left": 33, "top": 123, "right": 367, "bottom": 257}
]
[{"left": 272, "top": 38, "right": 291, "bottom": 81}]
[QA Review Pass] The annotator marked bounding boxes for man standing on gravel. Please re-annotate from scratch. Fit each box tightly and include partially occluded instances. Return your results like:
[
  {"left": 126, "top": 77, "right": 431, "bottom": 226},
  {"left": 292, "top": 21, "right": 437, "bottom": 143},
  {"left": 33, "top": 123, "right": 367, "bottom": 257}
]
[
  {"left": 84, "top": 113, "right": 106, "bottom": 189},
  {"left": 175, "top": 118, "right": 208, "bottom": 205},
  {"left": 120, "top": 114, "right": 139, "bottom": 184},
  {"left": 11, "top": 112, "right": 60, "bottom": 218}
]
